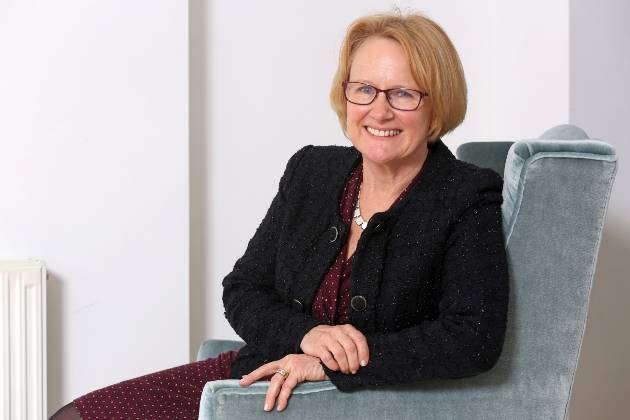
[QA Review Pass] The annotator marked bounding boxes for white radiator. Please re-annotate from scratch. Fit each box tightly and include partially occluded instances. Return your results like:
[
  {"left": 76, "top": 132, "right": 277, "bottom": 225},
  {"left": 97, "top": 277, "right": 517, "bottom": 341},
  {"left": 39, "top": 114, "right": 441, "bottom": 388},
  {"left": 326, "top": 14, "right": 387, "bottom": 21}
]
[{"left": 0, "top": 260, "right": 47, "bottom": 420}]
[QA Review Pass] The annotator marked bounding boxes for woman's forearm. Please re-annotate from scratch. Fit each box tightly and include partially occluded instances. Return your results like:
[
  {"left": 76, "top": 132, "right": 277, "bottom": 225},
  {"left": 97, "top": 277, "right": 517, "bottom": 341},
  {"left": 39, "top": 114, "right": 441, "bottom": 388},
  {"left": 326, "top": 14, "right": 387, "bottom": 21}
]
[{"left": 222, "top": 146, "right": 322, "bottom": 355}]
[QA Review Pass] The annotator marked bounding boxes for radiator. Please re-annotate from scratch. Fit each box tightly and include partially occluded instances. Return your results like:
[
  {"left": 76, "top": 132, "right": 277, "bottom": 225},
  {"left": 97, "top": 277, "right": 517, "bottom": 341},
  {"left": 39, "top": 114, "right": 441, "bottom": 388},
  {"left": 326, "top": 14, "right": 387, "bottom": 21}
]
[{"left": 0, "top": 260, "right": 47, "bottom": 420}]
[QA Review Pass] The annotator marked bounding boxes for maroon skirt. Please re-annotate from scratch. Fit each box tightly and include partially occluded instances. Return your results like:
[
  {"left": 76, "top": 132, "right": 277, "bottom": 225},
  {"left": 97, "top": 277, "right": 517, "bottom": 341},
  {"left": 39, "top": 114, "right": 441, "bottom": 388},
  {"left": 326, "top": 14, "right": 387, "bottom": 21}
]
[{"left": 74, "top": 350, "right": 239, "bottom": 420}]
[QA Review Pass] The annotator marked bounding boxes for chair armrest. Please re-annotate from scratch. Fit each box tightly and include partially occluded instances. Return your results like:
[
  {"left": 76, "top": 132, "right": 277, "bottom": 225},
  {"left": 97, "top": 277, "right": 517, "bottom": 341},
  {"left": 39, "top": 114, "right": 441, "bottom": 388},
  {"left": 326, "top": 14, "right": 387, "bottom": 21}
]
[
  {"left": 197, "top": 339, "right": 245, "bottom": 361},
  {"left": 199, "top": 380, "right": 340, "bottom": 420},
  {"left": 197, "top": 375, "right": 526, "bottom": 420}
]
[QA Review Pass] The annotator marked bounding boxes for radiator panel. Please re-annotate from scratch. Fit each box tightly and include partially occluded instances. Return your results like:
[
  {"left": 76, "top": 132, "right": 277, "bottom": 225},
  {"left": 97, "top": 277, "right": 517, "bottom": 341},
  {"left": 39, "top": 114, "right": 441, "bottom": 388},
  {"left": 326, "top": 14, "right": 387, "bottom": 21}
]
[{"left": 0, "top": 260, "right": 47, "bottom": 420}]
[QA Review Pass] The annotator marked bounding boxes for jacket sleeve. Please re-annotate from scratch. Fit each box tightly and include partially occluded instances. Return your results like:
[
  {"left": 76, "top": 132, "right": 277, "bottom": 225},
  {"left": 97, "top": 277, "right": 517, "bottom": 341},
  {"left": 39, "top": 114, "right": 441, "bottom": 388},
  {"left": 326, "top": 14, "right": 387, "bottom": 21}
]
[
  {"left": 222, "top": 145, "right": 324, "bottom": 357},
  {"left": 324, "top": 169, "right": 509, "bottom": 391}
]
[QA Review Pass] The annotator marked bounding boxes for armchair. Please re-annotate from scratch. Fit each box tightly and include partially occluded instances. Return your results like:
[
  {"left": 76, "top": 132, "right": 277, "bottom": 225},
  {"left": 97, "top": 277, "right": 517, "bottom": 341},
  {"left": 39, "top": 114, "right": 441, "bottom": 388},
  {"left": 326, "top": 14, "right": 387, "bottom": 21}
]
[{"left": 197, "top": 124, "right": 617, "bottom": 420}]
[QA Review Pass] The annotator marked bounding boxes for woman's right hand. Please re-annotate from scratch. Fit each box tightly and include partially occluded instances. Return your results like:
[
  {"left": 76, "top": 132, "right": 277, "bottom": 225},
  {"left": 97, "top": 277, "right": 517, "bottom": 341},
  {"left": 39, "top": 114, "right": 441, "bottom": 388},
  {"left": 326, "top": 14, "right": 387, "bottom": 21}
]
[{"left": 299, "top": 324, "right": 369, "bottom": 374}]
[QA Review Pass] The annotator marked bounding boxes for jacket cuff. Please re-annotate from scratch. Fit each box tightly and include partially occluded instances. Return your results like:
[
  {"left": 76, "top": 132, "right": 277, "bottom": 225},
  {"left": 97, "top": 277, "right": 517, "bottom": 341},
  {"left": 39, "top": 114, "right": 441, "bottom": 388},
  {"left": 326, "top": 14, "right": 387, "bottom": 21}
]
[
  {"left": 321, "top": 364, "right": 363, "bottom": 392},
  {"left": 285, "top": 315, "right": 326, "bottom": 354}
]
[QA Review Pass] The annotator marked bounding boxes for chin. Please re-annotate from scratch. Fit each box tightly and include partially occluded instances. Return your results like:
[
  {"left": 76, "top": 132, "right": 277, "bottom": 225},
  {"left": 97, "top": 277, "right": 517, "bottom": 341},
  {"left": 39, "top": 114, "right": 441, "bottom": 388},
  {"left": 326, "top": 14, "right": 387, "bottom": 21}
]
[{"left": 359, "top": 144, "right": 405, "bottom": 166}]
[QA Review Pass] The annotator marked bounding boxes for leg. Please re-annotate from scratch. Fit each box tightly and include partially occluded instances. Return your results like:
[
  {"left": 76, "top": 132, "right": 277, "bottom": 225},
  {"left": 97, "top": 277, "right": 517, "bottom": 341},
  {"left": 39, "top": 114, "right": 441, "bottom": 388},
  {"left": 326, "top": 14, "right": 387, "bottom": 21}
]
[
  {"left": 49, "top": 402, "right": 81, "bottom": 420},
  {"left": 73, "top": 350, "right": 238, "bottom": 420}
]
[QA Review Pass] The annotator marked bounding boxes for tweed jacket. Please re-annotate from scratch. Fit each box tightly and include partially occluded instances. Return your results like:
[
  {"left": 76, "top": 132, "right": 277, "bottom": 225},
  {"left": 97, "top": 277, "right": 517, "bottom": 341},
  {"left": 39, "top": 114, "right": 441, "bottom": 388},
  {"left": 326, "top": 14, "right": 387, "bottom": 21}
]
[{"left": 223, "top": 139, "right": 509, "bottom": 392}]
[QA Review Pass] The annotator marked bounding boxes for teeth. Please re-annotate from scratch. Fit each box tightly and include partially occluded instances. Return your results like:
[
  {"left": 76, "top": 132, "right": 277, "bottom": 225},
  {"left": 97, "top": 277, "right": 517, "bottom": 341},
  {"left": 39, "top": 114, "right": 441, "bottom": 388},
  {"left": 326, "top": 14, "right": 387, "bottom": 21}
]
[{"left": 367, "top": 126, "right": 401, "bottom": 137}]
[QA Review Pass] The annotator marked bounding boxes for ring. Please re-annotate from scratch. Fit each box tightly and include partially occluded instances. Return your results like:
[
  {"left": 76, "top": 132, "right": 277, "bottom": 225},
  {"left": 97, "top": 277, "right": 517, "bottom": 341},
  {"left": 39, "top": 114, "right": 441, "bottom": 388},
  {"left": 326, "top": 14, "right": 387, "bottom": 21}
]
[{"left": 275, "top": 368, "right": 289, "bottom": 379}]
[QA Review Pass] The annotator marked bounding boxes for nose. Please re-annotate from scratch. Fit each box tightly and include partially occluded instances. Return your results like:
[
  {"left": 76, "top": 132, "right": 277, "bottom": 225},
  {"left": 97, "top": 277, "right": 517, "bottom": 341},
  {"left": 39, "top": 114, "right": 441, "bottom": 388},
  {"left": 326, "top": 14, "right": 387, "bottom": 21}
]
[{"left": 369, "top": 91, "right": 395, "bottom": 120}]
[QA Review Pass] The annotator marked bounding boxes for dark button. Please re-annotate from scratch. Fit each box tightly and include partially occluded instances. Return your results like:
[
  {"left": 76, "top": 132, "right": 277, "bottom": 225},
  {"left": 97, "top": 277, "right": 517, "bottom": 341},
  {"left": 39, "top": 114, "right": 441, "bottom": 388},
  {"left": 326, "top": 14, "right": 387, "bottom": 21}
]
[
  {"left": 291, "top": 298, "right": 304, "bottom": 312},
  {"left": 328, "top": 226, "right": 339, "bottom": 243},
  {"left": 373, "top": 223, "right": 382, "bottom": 232},
  {"left": 350, "top": 295, "right": 367, "bottom": 312}
]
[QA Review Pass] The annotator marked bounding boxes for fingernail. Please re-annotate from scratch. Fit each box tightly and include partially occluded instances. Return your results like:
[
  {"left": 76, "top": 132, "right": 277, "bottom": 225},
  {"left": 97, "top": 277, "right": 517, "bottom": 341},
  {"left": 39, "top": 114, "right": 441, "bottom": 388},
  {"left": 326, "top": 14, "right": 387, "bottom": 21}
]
[
  {"left": 352, "top": 370, "right": 357, "bottom": 374},
  {"left": 360, "top": 360, "right": 367, "bottom": 366},
  {"left": 264, "top": 403, "right": 270, "bottom": 411},
  {"left": 277, "top": 405, "right": 283, "bottom": 412}
]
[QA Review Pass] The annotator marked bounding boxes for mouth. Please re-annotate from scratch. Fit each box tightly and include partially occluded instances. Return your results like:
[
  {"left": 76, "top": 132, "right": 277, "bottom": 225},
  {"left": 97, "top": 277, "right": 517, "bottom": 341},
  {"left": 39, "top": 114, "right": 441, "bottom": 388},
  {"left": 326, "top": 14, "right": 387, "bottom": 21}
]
[{"left": 365, "top": 126, "right": 402, "bottom": 137}]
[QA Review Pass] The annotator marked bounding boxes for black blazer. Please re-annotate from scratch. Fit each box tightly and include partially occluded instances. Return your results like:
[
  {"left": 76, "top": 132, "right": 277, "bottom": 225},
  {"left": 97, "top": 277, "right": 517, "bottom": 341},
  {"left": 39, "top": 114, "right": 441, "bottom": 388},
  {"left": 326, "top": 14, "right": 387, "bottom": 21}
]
[{"left": 223, "top": 139, "right": 509, "bottom": 392}]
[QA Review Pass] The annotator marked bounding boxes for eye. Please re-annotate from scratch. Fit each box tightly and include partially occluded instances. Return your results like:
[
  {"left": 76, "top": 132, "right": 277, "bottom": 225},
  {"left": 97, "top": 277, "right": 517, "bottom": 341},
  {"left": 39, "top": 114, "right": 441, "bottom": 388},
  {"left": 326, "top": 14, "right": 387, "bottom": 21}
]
[
  {"left": 393, "top": 89, "right": 415, "bottom": 99},
  {"left": 355, "top": 84, "right": 375, "bottom": 95}
]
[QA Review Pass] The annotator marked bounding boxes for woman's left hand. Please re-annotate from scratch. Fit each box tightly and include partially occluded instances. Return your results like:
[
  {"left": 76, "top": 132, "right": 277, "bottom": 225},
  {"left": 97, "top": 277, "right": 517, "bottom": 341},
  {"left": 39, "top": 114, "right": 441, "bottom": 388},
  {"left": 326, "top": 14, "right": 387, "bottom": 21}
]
[{"left": 239, "top": 354, "right": 330, "bottom": 412}]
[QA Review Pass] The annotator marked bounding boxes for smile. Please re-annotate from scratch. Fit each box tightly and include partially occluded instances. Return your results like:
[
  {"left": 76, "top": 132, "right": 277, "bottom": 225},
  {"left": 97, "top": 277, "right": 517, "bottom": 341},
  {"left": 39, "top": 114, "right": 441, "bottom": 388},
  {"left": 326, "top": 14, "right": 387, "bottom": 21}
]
[{"left": 366, "top": 126, "right": 402, "bottom": 137}]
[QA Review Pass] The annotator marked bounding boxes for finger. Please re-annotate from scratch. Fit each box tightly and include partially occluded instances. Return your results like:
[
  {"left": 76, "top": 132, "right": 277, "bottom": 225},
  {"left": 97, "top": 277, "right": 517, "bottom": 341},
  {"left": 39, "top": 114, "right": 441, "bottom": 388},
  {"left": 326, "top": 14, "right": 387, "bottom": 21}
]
[
  {"left": 276, "top": 375, "right": 299, "bottom": 412},
  {"left": 240, "top": 362, "right": 277, "bottom": 387},
  {"left": 336, "top": 332, "right": 360, "bottom": 373},
  {"left": 318, "top": 348, "right": 340, "bottom": 371},
  {"left": 264, "top": 374, "right": 285, "bottom": 411},
  {"left": 344, "top": 325, "right": 370, "bottom": 366},
  {"left": 326, "top": 339, "right": 350, "bottom": 373}
]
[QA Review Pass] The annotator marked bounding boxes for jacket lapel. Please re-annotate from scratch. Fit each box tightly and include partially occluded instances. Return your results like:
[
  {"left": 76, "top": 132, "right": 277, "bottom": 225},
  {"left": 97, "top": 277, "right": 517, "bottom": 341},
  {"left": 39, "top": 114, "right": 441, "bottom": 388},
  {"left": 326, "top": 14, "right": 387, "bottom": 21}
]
[{"left": 293, "top": 140, "right": 456, "bottom": 328}]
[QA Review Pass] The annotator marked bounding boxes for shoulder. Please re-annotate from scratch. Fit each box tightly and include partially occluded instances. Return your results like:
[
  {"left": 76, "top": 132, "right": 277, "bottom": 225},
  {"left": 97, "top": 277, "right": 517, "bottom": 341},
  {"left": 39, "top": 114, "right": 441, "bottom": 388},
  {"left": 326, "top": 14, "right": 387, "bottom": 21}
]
[
  {"left": 288, "top": 144, "right": 358, "bottom": 168},
  {"left": 437, "top": 156, "right": 504, "bottom": 210},
  {"left": 450, "top": 160, "right": 503, "bottom": 190},
  {"left": 282, "top": 144, "right": 358, "bottom": 189}
]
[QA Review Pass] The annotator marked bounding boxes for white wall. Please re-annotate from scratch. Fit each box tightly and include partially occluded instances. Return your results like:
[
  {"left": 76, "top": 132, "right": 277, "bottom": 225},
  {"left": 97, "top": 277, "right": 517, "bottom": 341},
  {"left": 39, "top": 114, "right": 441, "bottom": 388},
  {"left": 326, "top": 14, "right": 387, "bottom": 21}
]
[
  {"left": 191, "top": 0, "right": 569, "bottom": 347},
  {"left": 568, "top": 1, "right": 630, "bottom": 419},
  {"left": 0, "top": 1, "right": 189, "bottom": 415}
]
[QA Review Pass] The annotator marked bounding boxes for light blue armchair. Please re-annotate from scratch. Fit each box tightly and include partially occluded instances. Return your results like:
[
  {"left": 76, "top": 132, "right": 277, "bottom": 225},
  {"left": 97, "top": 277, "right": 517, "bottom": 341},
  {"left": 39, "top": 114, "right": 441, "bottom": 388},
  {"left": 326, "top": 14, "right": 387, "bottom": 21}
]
[{"left": 197, "top": 125, "right": 617, "bottom": 420}]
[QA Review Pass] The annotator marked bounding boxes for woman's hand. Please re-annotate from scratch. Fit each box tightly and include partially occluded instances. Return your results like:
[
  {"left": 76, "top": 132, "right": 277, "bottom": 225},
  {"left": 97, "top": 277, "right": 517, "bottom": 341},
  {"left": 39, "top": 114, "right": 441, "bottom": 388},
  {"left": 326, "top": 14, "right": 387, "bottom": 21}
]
[
  {"left": 239, "top": 354, "right": 329, "bottom": 412},
  {"left": 300, "top": 324, "right": 369, "bottom": 374}
]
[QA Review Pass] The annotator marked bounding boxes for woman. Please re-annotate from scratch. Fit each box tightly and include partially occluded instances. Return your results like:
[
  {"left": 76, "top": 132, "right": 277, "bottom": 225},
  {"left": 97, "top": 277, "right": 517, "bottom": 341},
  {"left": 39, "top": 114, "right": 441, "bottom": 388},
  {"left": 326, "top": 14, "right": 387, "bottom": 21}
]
[{"left": 51, "top": 12, "right": 508, "bottom": 419}]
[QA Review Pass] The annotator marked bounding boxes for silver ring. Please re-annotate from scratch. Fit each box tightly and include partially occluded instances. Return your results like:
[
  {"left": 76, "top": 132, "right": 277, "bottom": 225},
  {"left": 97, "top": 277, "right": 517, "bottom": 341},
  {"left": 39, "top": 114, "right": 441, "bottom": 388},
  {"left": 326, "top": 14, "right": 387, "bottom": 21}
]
[{"left": 329, "top": 226, "right": 339, "bottom": 243}]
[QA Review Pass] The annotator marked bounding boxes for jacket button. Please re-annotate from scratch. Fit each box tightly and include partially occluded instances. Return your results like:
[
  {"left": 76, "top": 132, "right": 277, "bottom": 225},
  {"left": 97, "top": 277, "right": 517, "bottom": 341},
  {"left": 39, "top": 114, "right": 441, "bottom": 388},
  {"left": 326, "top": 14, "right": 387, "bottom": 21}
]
[
  {"left": 291, "top": 298, "right": 304, "bottom": 312},
  {"left": 350, "top": 295, "right": 367, "bottom": 312},
  {"left": 373, "top": 223, "right": 382, "bottom": 232},
  {"left": 328, "top": 226, "right": 339, "bottom": 243}
]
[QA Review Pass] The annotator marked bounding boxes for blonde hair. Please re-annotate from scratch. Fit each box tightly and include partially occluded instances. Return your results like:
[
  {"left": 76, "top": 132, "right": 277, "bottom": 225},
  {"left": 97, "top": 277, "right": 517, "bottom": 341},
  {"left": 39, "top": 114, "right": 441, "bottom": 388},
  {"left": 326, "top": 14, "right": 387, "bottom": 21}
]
[{"left": 330, "top": 12, "right": 467, "bottom": 142}]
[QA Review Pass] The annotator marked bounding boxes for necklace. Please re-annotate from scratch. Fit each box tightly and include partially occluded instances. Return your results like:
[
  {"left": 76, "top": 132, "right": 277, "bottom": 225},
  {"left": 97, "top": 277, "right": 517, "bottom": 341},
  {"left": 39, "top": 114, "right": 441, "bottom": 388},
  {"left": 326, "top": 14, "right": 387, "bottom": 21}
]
[{"left": 353, "top": 188, "right": 368, "bottom": 230}]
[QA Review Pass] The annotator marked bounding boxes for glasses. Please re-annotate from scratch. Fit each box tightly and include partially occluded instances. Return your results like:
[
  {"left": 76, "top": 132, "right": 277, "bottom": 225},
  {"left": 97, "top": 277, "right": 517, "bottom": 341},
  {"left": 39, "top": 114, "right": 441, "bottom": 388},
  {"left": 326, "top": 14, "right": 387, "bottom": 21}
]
[{"left": 343, "top": 81, "right": 429, "bottom": 111}]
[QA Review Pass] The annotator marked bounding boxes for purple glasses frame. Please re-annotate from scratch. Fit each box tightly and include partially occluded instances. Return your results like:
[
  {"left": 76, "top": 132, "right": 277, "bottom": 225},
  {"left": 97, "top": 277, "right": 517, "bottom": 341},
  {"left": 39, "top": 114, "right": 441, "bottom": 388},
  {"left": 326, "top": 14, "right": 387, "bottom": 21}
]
[{"left": 342, "top": 81, "right": 429, "bottom": 111}]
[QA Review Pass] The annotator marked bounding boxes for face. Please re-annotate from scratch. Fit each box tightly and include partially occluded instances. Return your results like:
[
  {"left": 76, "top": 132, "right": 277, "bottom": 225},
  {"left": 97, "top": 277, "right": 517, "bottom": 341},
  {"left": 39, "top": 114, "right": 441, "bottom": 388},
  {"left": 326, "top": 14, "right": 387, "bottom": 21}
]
[{"left": 346, "top": 36, "right": 432, "bottom": 167}]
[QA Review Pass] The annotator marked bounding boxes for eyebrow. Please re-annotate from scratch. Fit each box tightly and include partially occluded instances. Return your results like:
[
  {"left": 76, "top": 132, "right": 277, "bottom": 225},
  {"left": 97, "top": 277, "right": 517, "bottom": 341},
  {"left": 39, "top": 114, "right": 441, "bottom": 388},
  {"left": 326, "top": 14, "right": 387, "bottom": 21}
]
[{"left": 351, "top": 79, "right": 421, "bottom": 90}]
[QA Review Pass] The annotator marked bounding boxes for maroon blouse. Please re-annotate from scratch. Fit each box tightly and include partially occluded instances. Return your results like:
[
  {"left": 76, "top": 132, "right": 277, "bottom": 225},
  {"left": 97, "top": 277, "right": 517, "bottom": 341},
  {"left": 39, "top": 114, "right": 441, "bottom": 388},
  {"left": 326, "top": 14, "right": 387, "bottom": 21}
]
[{"left": 311, "top": 150, "right": 431, "bottom": 325}]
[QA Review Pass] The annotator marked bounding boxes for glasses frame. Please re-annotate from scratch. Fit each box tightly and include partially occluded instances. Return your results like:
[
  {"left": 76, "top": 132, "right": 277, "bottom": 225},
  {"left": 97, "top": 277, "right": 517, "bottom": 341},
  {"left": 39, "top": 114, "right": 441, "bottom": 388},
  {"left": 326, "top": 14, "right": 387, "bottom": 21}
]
[{"left": 342, "top": 81, "right": 429, "bottom": 111}]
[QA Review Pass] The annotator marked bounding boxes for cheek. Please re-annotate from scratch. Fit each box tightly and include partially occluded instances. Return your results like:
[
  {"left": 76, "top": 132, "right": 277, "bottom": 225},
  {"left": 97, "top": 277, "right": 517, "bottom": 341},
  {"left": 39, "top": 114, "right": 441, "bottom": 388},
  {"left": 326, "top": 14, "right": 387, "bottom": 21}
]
[
  {"left": 401, "top": 111, "right": 431, "bottom": 135},
  {"left": 346, "top": 104, "right": 367, "bottom": 127}
]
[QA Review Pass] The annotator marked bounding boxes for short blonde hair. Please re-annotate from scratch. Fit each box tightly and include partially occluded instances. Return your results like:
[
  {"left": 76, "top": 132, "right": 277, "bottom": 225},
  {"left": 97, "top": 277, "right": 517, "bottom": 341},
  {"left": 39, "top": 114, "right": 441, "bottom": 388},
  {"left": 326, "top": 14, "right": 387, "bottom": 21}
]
[{"left": 330, "top": 12, "right": 467, "bottom": 142}]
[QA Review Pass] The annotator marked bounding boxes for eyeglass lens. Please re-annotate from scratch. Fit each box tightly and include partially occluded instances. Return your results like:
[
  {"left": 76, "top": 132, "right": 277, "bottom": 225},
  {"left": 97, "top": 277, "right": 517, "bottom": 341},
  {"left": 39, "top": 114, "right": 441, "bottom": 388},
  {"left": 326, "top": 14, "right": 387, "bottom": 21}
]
[{"left": 345, "top": 82, "right": 423, "bottom": 110}]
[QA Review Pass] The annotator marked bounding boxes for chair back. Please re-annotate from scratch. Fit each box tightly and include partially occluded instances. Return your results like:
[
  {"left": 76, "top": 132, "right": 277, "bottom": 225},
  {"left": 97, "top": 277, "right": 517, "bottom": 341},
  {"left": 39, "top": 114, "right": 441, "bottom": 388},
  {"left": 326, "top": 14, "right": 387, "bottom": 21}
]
[{"left": 455, "top": 124, "right": 617, "bottom": 419}]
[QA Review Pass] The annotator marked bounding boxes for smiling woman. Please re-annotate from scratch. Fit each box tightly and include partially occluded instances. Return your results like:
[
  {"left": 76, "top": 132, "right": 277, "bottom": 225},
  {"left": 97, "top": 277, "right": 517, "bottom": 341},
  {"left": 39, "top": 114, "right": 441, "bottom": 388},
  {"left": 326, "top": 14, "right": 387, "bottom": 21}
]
[
  {"left": 330, "top": 13, "right": 467, "bottom": 144},
  {"left": 50, "top": 11, "right": 508, "bottom": 420}
]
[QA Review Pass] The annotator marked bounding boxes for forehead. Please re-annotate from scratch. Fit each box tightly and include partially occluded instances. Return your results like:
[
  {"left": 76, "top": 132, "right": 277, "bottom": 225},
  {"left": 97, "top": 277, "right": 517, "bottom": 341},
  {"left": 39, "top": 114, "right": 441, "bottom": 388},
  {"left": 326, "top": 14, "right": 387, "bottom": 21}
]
[{"left": 349, "top": 36, "right": 417, "bottom": 88}]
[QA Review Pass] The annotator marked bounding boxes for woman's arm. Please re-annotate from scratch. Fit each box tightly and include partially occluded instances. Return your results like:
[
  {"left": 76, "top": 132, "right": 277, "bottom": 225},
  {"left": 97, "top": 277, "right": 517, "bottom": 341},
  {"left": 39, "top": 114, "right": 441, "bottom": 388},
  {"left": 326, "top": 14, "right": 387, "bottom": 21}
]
[
  {"left": 222, "top": 145, "right": 324, "bottom": 357},
  {"left": 323, "top": 170, "right": 509, "bottom": 391}
]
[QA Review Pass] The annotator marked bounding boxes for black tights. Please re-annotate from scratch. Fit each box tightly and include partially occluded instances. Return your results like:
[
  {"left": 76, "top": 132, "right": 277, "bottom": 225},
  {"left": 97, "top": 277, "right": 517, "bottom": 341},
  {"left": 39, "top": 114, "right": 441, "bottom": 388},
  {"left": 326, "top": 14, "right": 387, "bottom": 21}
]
[{"left": 50, "top": 402, "right": 81, "bottom": 420}]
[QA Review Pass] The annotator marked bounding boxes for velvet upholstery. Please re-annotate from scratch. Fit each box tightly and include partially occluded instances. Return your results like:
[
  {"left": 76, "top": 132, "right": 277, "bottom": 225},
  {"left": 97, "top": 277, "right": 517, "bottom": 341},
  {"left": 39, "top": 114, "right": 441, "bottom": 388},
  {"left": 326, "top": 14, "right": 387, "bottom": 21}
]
[
  {"left": 197, "top": 125, "right": 617, "bottom": 420},
  {"left": 456, "top": 141, "right": 514, "bottom": 176}
]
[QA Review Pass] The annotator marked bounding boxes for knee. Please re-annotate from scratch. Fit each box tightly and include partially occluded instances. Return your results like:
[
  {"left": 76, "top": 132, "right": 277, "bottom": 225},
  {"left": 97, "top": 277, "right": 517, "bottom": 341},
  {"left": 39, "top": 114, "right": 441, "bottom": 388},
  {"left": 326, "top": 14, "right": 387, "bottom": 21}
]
[{"left": 49, "top": 402, "right": 81, "bottom": 420}]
